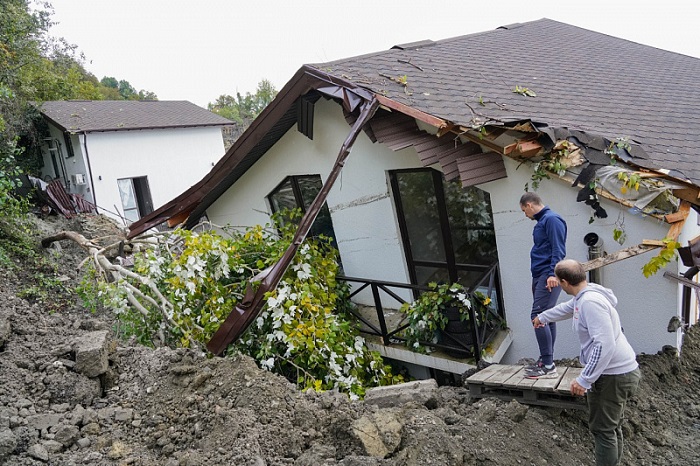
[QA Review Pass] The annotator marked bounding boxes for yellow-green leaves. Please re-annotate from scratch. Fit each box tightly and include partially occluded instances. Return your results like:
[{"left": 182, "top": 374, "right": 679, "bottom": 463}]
[{"left": 513, "top": 85, "right": 536, "bottom": 97}]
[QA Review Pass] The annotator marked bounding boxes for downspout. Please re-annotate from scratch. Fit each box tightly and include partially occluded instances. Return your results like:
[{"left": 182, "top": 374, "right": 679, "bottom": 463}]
[
  {"left": 206, "top": 97, "right": 380, "bottom": 356},
  {"left": 583, "top": 232, "right": 604, "bottom": 284},
  {"left": 81, "top": 133, "right": 98, "bottom": 209}
]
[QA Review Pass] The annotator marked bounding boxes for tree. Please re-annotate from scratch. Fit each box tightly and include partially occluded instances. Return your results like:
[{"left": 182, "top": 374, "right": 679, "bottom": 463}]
[
  {"left": 99, "top": 76, "right": 156, "bottom": 101},
  {"left": 208, "top": 79, "right": 278, "bottom": 126},
  {"left": 66, "top": 214, "right": 402, "bottom": 398}
]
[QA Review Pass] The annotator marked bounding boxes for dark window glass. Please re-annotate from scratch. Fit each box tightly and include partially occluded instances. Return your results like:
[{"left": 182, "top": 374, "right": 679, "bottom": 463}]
[
  {"left": 391, "top": 168, "right": 498, "bottom": 289},
  {"left": 63, "top": 133, "right": 75, "bottom": 158},
  {"left": 268, "top": 175, "right": 337, "bottom": 245}
]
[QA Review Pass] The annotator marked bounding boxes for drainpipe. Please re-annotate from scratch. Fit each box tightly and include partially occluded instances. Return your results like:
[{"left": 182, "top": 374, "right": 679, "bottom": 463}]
[
  {"left": 81, "top": 133, "right": 98, "bottom": 209},
  {"left": 583, "top": 232, "right": 604, "bottom": 284}
]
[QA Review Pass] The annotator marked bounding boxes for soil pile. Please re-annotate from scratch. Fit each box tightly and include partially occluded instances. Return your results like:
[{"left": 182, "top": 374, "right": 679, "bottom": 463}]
[{"left": 0, "top": 214, "right": 699, "bottom": 465}]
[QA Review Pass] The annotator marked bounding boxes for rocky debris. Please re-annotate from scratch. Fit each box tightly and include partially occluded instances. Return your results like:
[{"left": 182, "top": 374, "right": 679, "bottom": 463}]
[
  {"left": 0, "top": 213, "right": 699, "bottom": 465},
  {"left": 363, "top": 379, "right": 438, "bottom": 409},
  {"left": 73, "top": 330, "right": 110, "bottom": 378}
]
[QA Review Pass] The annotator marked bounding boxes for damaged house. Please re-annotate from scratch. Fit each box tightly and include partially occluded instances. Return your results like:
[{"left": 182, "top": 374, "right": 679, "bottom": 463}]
[
  {"left": 36, "top": 100, "right": 233, "bottom": 223},
  {"left": 127, "top": 19, "right": 700, "bottom": 375}
]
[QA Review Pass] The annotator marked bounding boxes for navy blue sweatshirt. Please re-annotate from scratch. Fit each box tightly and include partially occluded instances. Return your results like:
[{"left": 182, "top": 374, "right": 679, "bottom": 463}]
[{"left": 530, "top": 206, "right": 567, "bottom": 278}]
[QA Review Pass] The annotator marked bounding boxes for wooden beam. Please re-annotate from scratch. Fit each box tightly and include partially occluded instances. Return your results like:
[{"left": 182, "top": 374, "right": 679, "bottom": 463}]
[
  {"left": 374, "top": 94, "right": 448, "bottom": 131},
  {"left": 666, "top": 201, "right": 691, "bottom": 240},
  {"left": 510, "top": 140, "right": 543, "bottom": 158},
  {"left": 167, "top": 209, "right": 191, "bottom": 228},
  {"left": 458, "top": 128, "right": 509, "bottom": 154},
  {"left": 671, "top": 188, "right": 700, "bottom": 206},
  {"left": 581, "top": 244, "right": 660, "bottom": 271}
]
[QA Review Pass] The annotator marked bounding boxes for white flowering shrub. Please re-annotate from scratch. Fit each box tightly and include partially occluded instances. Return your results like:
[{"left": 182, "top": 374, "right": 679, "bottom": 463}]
[{"left": 86, "top": 213, "right": 402, "bottom": 398}]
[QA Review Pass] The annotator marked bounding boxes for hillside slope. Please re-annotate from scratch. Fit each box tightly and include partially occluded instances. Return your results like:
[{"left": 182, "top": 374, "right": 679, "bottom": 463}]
[{"left": 0, "top": 214, "right": 698, "bottom": 465}]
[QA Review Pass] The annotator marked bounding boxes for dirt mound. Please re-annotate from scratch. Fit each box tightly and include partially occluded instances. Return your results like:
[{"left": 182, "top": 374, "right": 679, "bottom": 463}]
[{"left": 0, "top": 213, "right": 699, "bottom": 465}]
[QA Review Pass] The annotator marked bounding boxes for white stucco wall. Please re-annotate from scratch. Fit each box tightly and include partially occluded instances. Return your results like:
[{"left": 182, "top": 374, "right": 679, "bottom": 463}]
[
  {"left": 481, "top": 157, "right": 681, "bottom": 362},
  {"left": 206, "top": 97, "right": 689, "bottom": 361},
  {"left": 66, "top": 126, "right": 223, "bottom": 223},
  {"left": 206, "top": 99, "right": 421, "bottom": 306}
]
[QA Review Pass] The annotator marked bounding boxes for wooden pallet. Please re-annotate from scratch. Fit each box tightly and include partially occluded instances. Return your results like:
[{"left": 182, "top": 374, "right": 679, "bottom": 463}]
[{"left": 465, "top": 364, "right": 587, "bottom": 409}]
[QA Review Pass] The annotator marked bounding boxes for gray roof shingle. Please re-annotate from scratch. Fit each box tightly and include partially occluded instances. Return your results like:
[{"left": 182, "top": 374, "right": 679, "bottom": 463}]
[
  {"left": 310, "top": 18, "right": 700, "bottom": 186},
  {"left": 38, "top": 100, "right": 233, "bottom": 133}
]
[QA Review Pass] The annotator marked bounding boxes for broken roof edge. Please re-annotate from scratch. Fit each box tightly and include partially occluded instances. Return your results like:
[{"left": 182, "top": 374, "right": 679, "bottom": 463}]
[
  {"left": 126, "top": 66, "right": 379, "bottom": 239},
  {"left": 457, "top": 120, "right": 700, "bottom": 194}
]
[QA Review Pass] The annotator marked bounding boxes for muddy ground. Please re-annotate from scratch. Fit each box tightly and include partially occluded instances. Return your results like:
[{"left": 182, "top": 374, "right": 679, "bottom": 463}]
[{"left": 0, "top": 213, "right": 699, "bottom": 465}]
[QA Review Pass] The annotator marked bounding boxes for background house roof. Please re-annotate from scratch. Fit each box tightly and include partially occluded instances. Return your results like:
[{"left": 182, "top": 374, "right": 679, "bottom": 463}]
[
  {"left": 38, "top": 100, "right": 233, "bottom": 133},
  {"left": 310, "top": 18, "right": 700, "bottom": 186}
]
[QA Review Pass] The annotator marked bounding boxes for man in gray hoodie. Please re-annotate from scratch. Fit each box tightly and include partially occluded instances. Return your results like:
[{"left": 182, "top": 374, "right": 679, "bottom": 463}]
[{"left": 532, "top": 259, "right": 641, "bottom": 466}]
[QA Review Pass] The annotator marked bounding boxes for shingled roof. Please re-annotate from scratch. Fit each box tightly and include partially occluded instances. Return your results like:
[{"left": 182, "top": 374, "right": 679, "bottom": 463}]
[
  {"left": 38, "top": 100, "right": 233, "bottom": 133},
  {"left": 310, "top": 18, "right": 700, "bottom": 186},
  {"left": 127, "top": 18, "right": 700, "bottom": 238}
]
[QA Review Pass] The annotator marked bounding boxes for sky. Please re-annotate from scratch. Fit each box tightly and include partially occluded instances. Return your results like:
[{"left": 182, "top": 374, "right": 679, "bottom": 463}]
[{"left": 47, "top": 1, "right": 700, "bottom": 109}]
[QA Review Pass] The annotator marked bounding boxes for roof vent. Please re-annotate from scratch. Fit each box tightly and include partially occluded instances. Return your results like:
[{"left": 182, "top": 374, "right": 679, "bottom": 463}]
[
  {"left": 497, "top": 22, "right": 524, "bottom": 30},
  {"left": 391, "top": 39, "right": 435, "bottom": 50}
]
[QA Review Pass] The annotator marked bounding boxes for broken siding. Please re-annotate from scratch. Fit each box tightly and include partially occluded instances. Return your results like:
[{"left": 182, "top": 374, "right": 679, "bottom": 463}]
[{"left": 368, "top": 110, "right": 506, "bottom": 186}]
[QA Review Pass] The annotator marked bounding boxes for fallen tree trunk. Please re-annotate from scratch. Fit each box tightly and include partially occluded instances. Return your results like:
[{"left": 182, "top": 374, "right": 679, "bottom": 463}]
[{"left": 41, "top": 230, "right": 197, "bottom": 348}]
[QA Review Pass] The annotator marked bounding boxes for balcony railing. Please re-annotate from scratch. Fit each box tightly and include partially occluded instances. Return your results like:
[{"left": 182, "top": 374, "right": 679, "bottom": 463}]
[{"left": 338, "top": 263, "right": 505, "bottom": 364}]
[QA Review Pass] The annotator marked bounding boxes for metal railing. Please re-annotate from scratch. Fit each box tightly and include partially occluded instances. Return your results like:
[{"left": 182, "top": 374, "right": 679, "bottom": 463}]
[{"left": 338, "top": 263, "right": 505, "bottom": 364}]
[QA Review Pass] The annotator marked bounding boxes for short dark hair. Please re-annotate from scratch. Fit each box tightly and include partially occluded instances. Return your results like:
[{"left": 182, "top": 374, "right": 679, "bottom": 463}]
[
  {"left": 519, "top": 192, "right": 543, "bottom": 206},
  {"left": 554, "top": 260, "right": 586, "bottom": 285}
]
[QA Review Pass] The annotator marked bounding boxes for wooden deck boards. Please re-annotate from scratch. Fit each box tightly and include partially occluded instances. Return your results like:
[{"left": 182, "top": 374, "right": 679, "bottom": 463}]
[{"left": 466, "top": 364, "right": 587, "bottom": 409}]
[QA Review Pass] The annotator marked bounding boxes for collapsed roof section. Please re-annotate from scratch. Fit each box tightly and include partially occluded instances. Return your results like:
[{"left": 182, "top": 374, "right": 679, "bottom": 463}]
[{"left": 127, "top": 18, "right": 700, "bottom": 239}]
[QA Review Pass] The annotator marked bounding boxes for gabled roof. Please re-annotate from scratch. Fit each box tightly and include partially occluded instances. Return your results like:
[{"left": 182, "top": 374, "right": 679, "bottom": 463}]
[
  {"left": 127, "top": 18, "right": 700, "bottom": 238},
  {"left": 38, "top": 100, "right": 233, "bottom": 133},
  {"left": 311, "top": 18, "right": 700, "bottom": 186}
]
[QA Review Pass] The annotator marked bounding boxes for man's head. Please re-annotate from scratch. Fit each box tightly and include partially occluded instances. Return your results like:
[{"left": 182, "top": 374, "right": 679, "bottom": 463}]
[
  {"left": 519, "top": 192, "right": 544, "bottom": 220},
  {"left": 554, "top": 259, "right": 587, "bottom": 295}
]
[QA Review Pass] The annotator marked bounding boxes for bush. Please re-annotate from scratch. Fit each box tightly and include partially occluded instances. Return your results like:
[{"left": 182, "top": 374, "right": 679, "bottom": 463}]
[{"left": 88, "top": 214, "right": 403, "bottom": 398}]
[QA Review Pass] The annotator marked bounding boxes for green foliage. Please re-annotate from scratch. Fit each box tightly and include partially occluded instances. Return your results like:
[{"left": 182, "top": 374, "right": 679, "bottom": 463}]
[
  {"left": 525, "top": 143, "right": 571, "bottom": 191},
  {"left": 617, "top": 170, "right": 642, "bottom": 194},
  {"left": 86, "top": 213, "right": 402, "bottom": 398},
  {"left": 513, "top": 85, "right": 536, "bottom": 97},
  {"left": 605, "top": 137, "right": 631, "bottom": 161},
  {"left": 400, "top": 282, "right": 492, "bottom": 353},
  {"left": 0, "top": 215, "right": 73, "bottom": 312},
  {"left": 642, "top": 238, "right": 680, "bottom": 278},
  {"left": 208, "top": 79, "right": 278, "bottom": 126},
  {"left": 99, "top": 76, "right": 157, "bottom": 100}
]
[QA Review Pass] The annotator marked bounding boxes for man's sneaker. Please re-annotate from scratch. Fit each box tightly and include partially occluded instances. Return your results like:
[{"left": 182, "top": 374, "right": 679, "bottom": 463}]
[
  {"left": 524, "top": 364, "right": 558, "bottom": 379},
  {"left": 524, "top": 358, "right": 543, "bottom": 371}
]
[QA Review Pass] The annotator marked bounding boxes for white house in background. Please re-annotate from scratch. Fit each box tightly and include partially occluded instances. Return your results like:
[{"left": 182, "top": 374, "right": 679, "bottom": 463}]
[
  {"left": 36, "top": 100, "right": 233, "bottom": 224},
  {"left": 128, "top": 19, "right": 700, "bottom": 375}
]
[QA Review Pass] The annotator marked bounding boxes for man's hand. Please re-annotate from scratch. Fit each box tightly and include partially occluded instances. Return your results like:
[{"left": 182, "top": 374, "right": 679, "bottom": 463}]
[
  {"left": 570, "top": 379, "right": 587, "bottom": 396},
  {"left": 546, "top": 275, "right": 560, "bottom": 291},
  {"left": 532, "top": 316, "right": 545, "bottom": 328}
]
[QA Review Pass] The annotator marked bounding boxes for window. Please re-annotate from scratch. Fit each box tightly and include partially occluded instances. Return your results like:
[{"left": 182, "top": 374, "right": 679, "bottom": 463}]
[
  {"left": 390, "top": 168, "right": 498, "bottom": 288},
  {"left": 117, "top": 176, "right": 154, "bottom": 223},
  {"left": 267, "top": 175, "right": 337, "bottom": 245},
  {"left": 63, "top": 133, "right": 75, "bottom": 158}
]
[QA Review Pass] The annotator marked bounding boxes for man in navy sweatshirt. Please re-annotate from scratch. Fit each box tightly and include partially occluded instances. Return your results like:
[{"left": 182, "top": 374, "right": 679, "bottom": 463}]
[
  {"left": 519, "top": 192, "right": 567, "bottom": 378},
  {"left": 533, "top": 259, "right": 640, "bottom": 466}
]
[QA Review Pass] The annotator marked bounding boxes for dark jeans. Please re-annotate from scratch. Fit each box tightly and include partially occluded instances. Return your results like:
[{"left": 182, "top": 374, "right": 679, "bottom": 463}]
[
  {"left": 530, "top": 274, "right": 561, "bottom": 366},
  {"left": 588, "top": 368, "right": 642, "bottom": 466}
]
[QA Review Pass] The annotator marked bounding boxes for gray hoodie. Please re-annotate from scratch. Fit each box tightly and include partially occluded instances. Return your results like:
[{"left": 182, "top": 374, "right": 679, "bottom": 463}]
[{"left": 537, "top": 283, "right": 638, "bottom": 390}]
